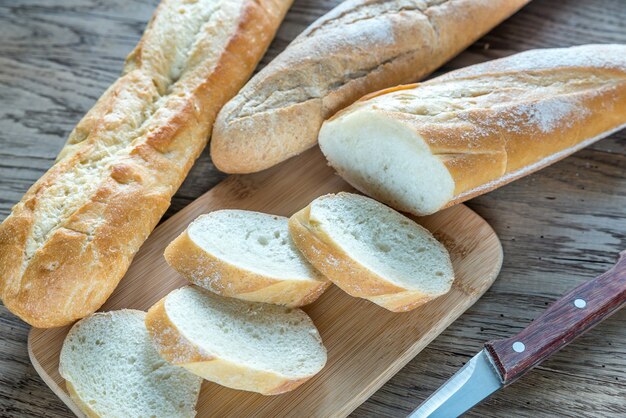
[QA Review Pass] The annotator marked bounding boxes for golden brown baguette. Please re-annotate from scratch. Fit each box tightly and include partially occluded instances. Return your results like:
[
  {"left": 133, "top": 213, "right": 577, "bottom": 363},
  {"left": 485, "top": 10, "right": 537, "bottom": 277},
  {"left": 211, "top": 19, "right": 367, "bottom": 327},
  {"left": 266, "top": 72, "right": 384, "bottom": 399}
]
[
  {"left": 319, "top": 44, "right": 626, "bottom": 216},
  {"left": 211, "top": 0, "right": 529, "bottom": 173},
  {"left": 0, "top": 0, "right": 292, "bottom": 328}
]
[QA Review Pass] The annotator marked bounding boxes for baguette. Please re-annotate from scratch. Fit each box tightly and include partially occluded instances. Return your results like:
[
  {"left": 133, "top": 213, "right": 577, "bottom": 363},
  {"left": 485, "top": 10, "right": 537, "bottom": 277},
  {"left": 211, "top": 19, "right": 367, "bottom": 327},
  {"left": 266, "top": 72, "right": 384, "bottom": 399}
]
[
  {"left": 289, "top": 193, "right": 454, "bottom": 312},
  {"left": 0, "top": 0, "right": 292, "bottom": 327},
  {"left": 145, "top": 286, "right": 327, "bottom": 395},
  {"left": 319, "top": 44, "right": 626, "bottom": 216},
  {"left": 211, "top": 0, "right": 529, "bottom": 173},
  {"left": 164, "top": 210, "right": 330, "bottom": 307},
  {"left": 59, "top": 310, "right": 202, "bottom": 418}
]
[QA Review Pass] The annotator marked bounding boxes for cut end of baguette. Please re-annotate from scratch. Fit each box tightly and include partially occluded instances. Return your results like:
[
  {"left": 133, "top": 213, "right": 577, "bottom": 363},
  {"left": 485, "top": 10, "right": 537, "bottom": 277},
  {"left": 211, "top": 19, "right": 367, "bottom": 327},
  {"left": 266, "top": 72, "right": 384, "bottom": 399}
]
[
  {"left": 319, "top": 110, "right": 455, "bottom": 216},
  {"left": 289, "top": 193, "right": 454, "bottom": 312},
  {"left": 146, "top": 286, "right": 327, "bottom": 395},
  {"left": 164, "top": 210, "right": 329, "bottom": 307},
  {"left": 59, "top": 309, "right": 202, "bottom": 418}
]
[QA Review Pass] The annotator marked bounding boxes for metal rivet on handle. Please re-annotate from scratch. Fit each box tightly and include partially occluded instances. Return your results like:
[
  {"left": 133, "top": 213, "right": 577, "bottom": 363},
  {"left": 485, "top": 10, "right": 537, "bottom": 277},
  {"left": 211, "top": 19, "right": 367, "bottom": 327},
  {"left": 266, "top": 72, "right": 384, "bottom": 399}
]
[
  {"left": 574, "top": 298, "right": 587, "bottom": 309},
  {"left": 512, "top": 341, "right": 525, "bottom": 353}
]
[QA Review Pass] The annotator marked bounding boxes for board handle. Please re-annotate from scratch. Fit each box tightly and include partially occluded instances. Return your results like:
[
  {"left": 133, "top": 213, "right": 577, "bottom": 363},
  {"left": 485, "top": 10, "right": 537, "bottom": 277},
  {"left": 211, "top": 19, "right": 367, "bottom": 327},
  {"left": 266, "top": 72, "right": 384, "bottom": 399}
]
[{"left": 485, "top": 251, "right": 626, "bottom": 385}]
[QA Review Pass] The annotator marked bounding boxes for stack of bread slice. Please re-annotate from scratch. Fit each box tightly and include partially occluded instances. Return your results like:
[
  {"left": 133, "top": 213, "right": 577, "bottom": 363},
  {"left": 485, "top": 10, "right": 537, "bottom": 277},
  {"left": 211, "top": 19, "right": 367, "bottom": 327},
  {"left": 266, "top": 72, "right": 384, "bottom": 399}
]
[
  {"left": 59, "top": 192, "right": 453, "bottom": 416},
  {"left": 164, "top": 193, "right": 454, "bottom": 313}
]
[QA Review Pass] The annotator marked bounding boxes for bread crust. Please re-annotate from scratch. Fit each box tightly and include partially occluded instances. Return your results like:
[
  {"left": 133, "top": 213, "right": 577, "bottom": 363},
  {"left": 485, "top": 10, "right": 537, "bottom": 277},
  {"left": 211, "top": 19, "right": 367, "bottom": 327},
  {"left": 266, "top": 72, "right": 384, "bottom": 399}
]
[
  {"left": 65, "top": 381, "right": 100, "bottom": 418},
  {"left": 322, "top": 44, "right": 626, "bottom": 216},
  {"left": 164, "top": 228, "right": 330, "bottom": 307},
  {"left": 211, "top": 0, "right": 529, "bottom": 173},
  {"left": 145, "top": 290, "right": 319, "bottom": 395},
  {"left": 288, "top": 205, "right": 445, "bottom": 312},
  {"left": 0, "top": 0, "right": 292, "bottom": 327}
]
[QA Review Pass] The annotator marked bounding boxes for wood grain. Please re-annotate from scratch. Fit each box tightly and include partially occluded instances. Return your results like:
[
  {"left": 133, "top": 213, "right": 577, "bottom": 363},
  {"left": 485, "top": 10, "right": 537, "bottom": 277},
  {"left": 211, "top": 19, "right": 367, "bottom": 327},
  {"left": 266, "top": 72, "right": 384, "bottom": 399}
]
[
  {"left": 29, "top": 148, "right": 503, "bottom": 418},
  {"left": 1, "top": 0, "right": 625, "bottom": 417}
]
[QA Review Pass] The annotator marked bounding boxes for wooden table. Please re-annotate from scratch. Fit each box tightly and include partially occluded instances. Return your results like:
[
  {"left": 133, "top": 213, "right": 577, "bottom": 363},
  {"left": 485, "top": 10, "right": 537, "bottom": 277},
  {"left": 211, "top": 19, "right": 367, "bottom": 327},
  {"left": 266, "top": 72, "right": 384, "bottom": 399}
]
[{"left": 0, "top": 0, "right": 624, "bottom": 416}]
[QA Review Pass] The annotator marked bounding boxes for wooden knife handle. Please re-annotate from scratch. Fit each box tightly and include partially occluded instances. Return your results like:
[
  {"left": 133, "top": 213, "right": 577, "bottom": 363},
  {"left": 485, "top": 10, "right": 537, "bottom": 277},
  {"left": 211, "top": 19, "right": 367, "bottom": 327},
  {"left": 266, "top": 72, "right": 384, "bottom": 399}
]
[{"left": 485, "top": 251, "right": 626, "bottom": 385}]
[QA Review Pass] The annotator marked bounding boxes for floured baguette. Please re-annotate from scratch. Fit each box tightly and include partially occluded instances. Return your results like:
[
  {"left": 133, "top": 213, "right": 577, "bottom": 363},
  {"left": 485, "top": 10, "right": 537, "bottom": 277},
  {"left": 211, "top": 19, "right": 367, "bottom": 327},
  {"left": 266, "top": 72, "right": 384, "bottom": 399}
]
[
  {"left": 319, "top": 44, "right": 626, "bottom": 216},
  {"left": 59, "top": 310, "right": 202, "bottom": 418},
  {"left": 164, "top": 210, "right": 330, "bottom": 307},
  {"left": 145, "top": 286, "right": 327, "bottom": 395},
  {"left": 289, "top": 193, "right": 454, "bottom": 312},
  {"left": 211, "top": 0, "right": 529, "bottom": 173},
  {"left": 0, "top": 0, "right": 292, "bottom": 327}
]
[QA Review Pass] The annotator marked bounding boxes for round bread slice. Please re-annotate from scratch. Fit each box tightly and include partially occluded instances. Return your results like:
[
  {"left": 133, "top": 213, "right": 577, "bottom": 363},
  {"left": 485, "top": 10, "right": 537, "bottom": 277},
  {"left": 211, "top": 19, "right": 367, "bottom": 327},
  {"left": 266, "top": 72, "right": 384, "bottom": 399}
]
[
  {"left": 288, "top": 192, "right": 454, "bottom": 312},
  {"left": 145, "top": 286, "right": 327, "bottom": 395},
  {"left": 164, "top": 210, "right": 330, "bottom": 307},
  {"left": 59, "top": 309, "right": 202, "bottom": 418}
]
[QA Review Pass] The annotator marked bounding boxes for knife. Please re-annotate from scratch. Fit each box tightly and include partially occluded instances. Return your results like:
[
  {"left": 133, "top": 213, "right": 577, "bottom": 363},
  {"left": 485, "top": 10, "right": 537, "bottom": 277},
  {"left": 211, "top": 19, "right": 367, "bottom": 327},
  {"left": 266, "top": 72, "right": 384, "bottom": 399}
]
[{"left": 409, "top": 251, "right": 626, "bottom": 418}]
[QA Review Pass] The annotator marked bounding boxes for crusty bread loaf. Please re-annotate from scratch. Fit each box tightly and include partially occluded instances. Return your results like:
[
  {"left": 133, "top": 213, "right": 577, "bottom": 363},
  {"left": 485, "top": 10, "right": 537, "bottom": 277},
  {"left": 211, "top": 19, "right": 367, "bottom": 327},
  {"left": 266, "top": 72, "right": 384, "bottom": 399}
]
[
  {"left": 289, "top": 193, "right": 454, "bottom": 312},
  {"left": 210, "top": 0, "right": 529, "bottom": 173},
  {"left": 145, "top": 286, "right": 327, "bottom": 395},
  {"left": 164, "top": 210, "right": 330, "bottom": 307},
  {"left": 319, "top": 44, "right": 626, "bottom": 216},
  {"left": 59, "top": 310, "right": 202, "bottom": 418},
  {"left": 0, "top": 0, "right": 292, "bottom": 327}
]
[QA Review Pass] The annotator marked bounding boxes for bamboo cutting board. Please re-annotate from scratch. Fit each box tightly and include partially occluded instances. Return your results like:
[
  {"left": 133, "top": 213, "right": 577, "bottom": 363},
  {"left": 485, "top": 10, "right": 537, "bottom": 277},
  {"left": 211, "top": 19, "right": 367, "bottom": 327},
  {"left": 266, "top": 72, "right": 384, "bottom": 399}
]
[{"left": 28, "top": 148, "right": 503, "bottom": 418}]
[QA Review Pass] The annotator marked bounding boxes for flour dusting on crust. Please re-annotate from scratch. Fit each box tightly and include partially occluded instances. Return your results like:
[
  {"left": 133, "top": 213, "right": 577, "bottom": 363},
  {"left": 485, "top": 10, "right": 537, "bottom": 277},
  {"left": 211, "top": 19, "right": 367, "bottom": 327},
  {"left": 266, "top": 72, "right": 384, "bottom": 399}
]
[
  {"left": 443, "top": 44, "right": 626, "bottom": 79},
  {"left": 495, "top": 97, "right": 588, "bottom": 134}
]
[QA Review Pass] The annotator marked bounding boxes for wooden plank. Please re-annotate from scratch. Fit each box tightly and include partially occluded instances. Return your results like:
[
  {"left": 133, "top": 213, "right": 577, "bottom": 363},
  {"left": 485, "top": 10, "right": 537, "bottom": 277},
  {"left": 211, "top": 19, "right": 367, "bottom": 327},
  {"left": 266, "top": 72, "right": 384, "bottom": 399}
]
[
  {"left": 1, "top": 0, "right": 625, "bottom": 416},
  {"left": 29, "top": 148, "right": 503, "bottom": 418}
]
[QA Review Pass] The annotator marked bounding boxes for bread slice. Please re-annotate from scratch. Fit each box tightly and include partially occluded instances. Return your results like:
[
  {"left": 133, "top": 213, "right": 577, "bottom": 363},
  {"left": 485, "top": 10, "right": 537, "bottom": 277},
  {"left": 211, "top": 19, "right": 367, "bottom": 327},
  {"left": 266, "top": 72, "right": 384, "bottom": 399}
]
[
  {"left": 289, "top": 192, "right": 454, "bottom": 312},
  {"left": 164, "top": 210, "right": 330, "bottom": 307},
  {"left": 59, "top": 309, "right": 202, "bottom": 418},
  {"left": 145, "top": 286, "right": 327, "bottom": 395}
]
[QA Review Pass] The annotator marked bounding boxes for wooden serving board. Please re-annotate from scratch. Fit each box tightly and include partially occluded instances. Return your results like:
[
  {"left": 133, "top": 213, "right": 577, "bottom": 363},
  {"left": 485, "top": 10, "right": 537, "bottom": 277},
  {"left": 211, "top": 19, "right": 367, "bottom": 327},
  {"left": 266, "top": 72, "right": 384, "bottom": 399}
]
[{"left": 28, "top": 148, "right": 503, "bottom": 418}]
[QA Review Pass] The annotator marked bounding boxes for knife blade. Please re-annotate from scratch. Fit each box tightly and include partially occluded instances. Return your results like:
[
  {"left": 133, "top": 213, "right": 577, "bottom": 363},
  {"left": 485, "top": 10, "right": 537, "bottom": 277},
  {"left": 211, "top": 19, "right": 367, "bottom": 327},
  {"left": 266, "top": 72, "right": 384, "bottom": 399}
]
[
  {"left": 409, "top": 250, "right": 626, "bottom": 417},
  {"left": 408, "top": 350, "right": 501, "bottom": 418}
]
